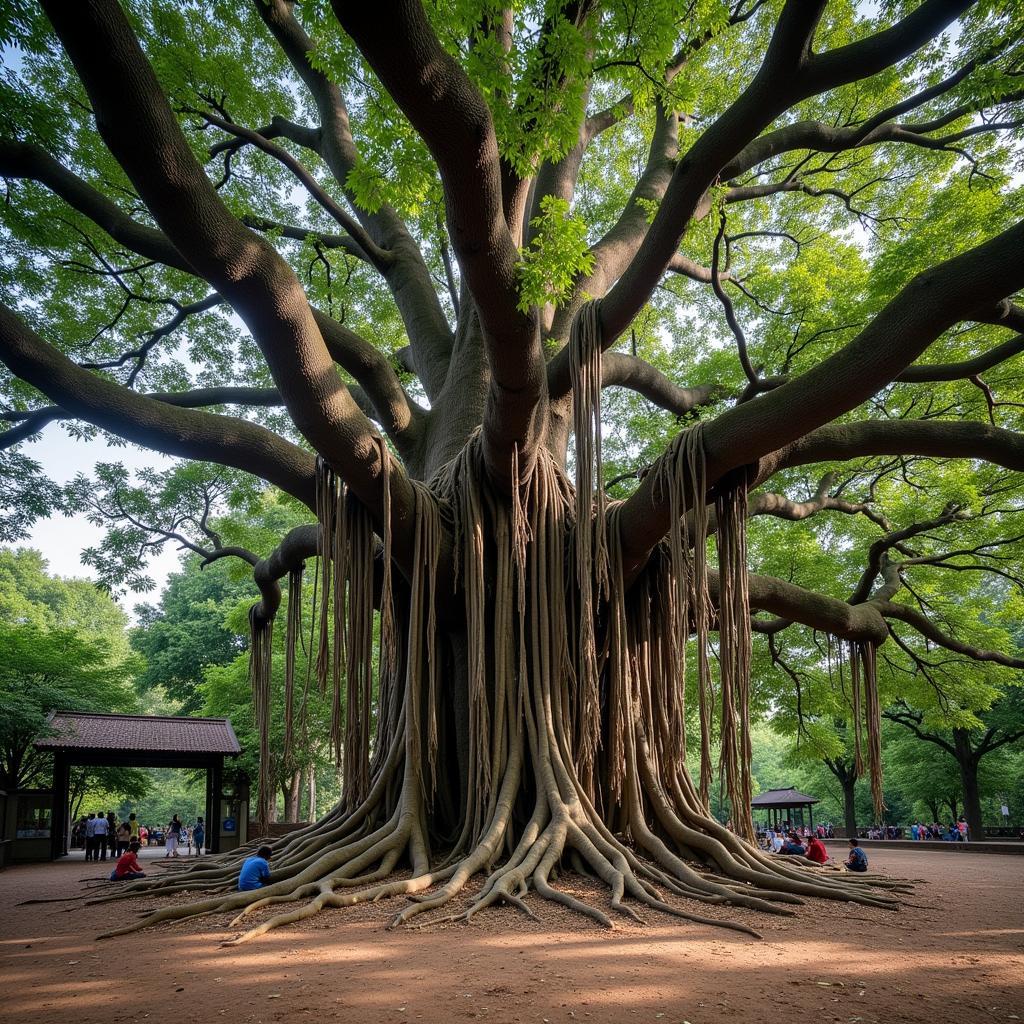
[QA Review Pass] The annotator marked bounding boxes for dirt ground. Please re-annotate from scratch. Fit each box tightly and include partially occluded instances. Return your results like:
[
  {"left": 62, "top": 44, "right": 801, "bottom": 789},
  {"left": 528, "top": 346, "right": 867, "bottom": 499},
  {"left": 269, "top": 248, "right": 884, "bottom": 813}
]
[{"left": 1, "top": 844, "right": 1021, "bottom": 1024}]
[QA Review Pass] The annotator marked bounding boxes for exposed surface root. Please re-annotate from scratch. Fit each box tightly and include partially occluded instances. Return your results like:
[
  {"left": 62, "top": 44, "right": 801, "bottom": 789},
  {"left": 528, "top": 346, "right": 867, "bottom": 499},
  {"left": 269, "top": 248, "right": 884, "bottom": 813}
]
[{"left": 80, "top": 432, "right": 907, "bottom": 944}]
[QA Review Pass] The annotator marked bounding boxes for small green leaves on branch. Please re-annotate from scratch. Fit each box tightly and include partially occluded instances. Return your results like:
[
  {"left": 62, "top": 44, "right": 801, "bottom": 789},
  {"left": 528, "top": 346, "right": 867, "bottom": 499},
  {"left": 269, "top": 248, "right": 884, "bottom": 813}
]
[{"left": 516, "top": 197, "right": 594, "bottom": 312}]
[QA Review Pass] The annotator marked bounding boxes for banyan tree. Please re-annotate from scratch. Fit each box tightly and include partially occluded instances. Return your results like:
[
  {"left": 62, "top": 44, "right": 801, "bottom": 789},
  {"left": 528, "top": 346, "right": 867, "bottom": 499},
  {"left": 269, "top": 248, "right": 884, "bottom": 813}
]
[{"left": 3, "top": 0, "right": 1024, "bottom": 940}]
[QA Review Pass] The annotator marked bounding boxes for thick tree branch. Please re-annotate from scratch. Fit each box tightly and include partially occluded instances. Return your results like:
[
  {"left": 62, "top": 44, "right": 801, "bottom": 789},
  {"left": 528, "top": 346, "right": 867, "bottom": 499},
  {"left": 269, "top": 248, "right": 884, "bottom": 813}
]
[
  {"left": 0, "top": 137, "right": 191, "bottom": 275},
  {"left": 770, "top": 419, "right": 1024, "bottom": 475},
  {"left": 728, "top": 570, "right": 889, "bottom": 644},
  {"left": 334, "top": 0, "right": 546, "bottom": 486},
  {"left": 250, "top": 524, "right": 319, "bottom": 626},
  {"left": 312, "top": 309, "right": 425, "bottom": 458},
  {"left": 547, "top": 100, "right": 680, "bottom": 354},
  {"left": 897, "top": 333, "right": 1024, "bottom": 382},
  {"left": 878, "top": 602, "right": 1024, "bottom": 669},
  {"left": 0, "top": 303, "right": 316, "bottom": 504},
  {"left": 749, "top": 473, "right": 880, "bottom": 523},
  {"left": 2, "top": 50, "right": 421, "bottom": 458},
  {"left": 616, "top": 215, "right": 1024, "bottom": 576},
  {"left": 41, "top": 0, "right": 421, "bottom": 571},
  {"left": 598, "top": 352, "right": 720, "bottom": 416},
  {"left": 255, "top": 0, "right": 456, "bottom": 398},
  {"left": 598, "top": 0, "right": 972, "bottom": 348}
]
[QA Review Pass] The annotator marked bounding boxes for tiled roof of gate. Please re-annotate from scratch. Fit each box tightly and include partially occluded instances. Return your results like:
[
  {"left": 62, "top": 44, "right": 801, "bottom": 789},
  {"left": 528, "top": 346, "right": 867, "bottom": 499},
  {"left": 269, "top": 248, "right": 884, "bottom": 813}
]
[
  {"left": 750, "top": 787, "right": 820, "bottom": 807},
  {"left": 34, "top": 711, "right": 241, "bottom": 755}
]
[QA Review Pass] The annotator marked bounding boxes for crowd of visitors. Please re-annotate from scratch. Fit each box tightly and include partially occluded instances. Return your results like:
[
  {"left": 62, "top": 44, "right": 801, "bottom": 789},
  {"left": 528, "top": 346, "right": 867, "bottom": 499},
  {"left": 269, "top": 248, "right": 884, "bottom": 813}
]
[
  {"left": 862, "top": 818, "right": 970, "bottom": 841},
  {"left": 758, "top": 822, "right": 834, "bottom": 848},
  {"left": 73, "top": 811, "right": 207, "bottom": 862},
  {"left": 759, "top": 825, "right": 869, "bottom": 873}
]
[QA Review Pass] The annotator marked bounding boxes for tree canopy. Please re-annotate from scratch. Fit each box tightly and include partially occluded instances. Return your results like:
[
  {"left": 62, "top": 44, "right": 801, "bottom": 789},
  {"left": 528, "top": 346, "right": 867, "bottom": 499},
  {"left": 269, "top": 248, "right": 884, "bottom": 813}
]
[{"left": 2, "top": 0, "right": 1024, "bottom": 941}]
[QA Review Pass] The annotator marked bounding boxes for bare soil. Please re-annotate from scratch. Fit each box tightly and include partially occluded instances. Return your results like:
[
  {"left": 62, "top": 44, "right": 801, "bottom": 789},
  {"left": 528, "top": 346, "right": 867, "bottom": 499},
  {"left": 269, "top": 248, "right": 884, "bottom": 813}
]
[{"left": 1, "top": 844, "right": 1021, "bottom": 1024}]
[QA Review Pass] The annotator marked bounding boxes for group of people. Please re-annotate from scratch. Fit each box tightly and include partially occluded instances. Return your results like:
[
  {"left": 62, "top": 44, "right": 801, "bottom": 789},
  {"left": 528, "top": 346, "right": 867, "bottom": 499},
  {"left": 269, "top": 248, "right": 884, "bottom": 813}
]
[
  {"left": 760, "top": 827, "right": 869, "bottom": 873},
  {"left": 79, "top": 811, "right": 138, "bottom": 861},
  {"left": 759, "top": 822, "right": 833, "bottom": 848},
  {"left": 762, "top": 828, "right": 830, "bottom": 863},
  {"left": 161, "top": 814, "right": 206, "bottom": 858},
  {"left": 860, "top": 818, "right": 969, "bottom": 841},
  {"left": 81, "top": 811, "right": 207, "bottom": 867},
  {"left": 910, "top": 819, "right": 969, "bottom": 842}
]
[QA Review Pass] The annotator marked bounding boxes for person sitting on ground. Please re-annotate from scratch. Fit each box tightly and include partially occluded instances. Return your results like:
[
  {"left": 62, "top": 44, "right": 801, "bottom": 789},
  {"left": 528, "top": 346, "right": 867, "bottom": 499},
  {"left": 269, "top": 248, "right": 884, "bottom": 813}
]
[
  {"left": 238, "top": 845, "right": 273, "bottom": 891},
  {"left": 779, "top": 832, "right": 806, "bottom": 856},
  {"left": 109, "top": 841, "right": 146, "bottom": 881},
  {"left": 804, "top": 834, "right": 828, "bottom": 864},
  {"left": 844, "top": 837, "right": 868, "bottom": 872}
]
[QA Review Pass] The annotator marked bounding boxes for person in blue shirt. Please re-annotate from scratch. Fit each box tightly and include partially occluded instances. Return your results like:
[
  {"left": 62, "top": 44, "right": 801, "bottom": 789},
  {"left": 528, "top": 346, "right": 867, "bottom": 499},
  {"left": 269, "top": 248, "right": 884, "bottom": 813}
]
[
  {"left": 238, "top": 845, "right": 273, "bottom": 891},
  {"left": 844, "top": 838, "right": 868, "bottom": 872}
]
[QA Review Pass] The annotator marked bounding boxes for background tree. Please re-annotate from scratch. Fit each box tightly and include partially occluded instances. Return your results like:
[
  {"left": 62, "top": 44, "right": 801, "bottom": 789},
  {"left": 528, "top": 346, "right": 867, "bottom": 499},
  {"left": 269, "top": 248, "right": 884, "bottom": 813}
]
[
  {"left": 0, "top": 621, "right": 138, "bottom": 790},
  {"left": 0, "top": 548, "right": 130, "bottom": 655},
  {"left": 70, "top": 765, "right": 151, "bottom": 823},
  {"left": 0, "top": 549, "right": 142, "bottom": 803},
  {"left": 2, "top": 0, "right": 1024, "bottom": 941},
  {"left": 132, "top": 555, "right": 253, "bottom": 713},
  {"left": 886, "top": 689, "right": 1024, "bottom": 839}
]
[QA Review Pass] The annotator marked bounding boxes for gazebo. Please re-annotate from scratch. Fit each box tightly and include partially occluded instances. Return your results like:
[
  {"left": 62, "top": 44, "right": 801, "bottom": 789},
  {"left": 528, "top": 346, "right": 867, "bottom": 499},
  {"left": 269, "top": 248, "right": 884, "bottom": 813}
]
[
  {"left": 35, "top": 711, "right": 242, "bottom": 860},
  {"left": 751, "top": 786, "right": 820, "bottom": 832}
]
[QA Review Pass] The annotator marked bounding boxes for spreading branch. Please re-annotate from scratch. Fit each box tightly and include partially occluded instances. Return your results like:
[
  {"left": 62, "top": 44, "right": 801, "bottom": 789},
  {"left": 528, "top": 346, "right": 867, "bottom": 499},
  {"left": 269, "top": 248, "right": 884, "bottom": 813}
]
[
  {"left": 334, "top": 0, "right": 544, "bottom": 485},
  {"left": 616, "top": 213, "right": 1024, "bottom": 576},
  {"left": 41, "top": 1, "right": 423, "bottom": 572},
  {"left": 0, "top": 302, "right": 316, "bottom": 504}
]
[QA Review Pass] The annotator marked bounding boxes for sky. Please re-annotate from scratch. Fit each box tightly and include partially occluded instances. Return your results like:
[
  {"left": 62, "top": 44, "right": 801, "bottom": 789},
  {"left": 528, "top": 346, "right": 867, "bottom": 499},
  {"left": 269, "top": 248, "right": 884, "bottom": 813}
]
[{"left": 24, "top": 423, "right": 184, "bottom": 618}]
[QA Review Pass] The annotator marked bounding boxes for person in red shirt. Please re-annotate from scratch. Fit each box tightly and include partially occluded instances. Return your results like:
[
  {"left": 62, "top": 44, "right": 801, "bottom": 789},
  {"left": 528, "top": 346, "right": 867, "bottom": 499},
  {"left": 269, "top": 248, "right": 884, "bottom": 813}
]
[
  {"left": 109, "top": 841, "right": 146, "bottom": 881},
  {"left": 804, "top": 835, "right": 829, "bottom": 864}
]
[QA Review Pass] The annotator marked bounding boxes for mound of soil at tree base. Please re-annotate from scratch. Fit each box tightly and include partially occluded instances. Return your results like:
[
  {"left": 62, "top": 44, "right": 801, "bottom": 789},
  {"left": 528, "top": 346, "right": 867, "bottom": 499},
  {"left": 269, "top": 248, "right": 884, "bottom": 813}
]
[{"left": 0, "top": 846, "right": 1020, "bottom": 1024}]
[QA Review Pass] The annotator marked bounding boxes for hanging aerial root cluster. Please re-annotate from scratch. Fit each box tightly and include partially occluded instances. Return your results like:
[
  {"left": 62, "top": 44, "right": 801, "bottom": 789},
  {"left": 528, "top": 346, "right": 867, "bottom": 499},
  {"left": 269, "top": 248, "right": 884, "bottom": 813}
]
[
  {"left": 79, "top": 311, "right": 906, "bottom": 942},
  {"left": 248, "top": 604, "right": 273, "bottom": 833},
  {"left": 849, "top": 639, "right": 885, "bottom": 818}
]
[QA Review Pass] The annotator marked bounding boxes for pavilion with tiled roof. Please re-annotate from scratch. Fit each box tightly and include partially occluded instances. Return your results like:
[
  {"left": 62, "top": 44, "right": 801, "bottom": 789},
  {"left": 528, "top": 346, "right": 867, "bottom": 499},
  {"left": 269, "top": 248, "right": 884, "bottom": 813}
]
[
  {"left": 34, "top": 711, "right": 242, "bottom": 859},
  {"left": 751, "top": 786, "right": 820, "bottom": 831}
]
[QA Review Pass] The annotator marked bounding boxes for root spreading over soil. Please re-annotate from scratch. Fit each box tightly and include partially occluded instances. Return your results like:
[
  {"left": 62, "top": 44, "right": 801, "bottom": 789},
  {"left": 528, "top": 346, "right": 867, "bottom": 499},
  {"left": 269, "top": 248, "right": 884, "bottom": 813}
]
[{"left": 72, "top": 304, "right": 898, "bottom": 943}]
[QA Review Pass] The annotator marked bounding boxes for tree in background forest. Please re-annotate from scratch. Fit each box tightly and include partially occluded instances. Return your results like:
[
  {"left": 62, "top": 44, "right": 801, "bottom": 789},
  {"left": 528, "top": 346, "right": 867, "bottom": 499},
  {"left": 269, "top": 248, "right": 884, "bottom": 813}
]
[
  {"left": 886, "top": 689, "right": 1024, "bottom": 838},
  {"left": 132, "top": 553, "right": 253, "bottom": 714},
  {"left": 0, "top": 549, "right": 143, "bottom": 800},
  {"left": 2, "top": 0, "right": 1024, "bottom": 942}
]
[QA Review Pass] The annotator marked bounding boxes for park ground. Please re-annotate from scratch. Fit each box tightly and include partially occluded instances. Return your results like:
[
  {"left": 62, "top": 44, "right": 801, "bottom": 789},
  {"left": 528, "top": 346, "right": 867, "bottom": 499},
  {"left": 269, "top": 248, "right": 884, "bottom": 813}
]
[{"left": 0, "top": 845, "right": 1021, "bottom": 1024}]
